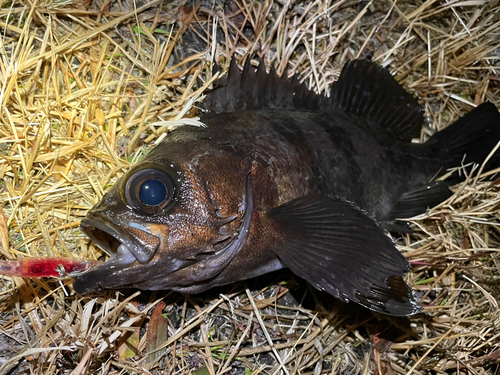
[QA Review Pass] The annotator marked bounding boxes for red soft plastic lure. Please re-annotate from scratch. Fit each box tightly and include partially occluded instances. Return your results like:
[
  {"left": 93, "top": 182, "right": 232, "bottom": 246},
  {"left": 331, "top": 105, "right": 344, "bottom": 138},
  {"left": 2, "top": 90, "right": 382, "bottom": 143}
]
[{"left": 0, "top": 257, "right": 98, "bottom": 278}]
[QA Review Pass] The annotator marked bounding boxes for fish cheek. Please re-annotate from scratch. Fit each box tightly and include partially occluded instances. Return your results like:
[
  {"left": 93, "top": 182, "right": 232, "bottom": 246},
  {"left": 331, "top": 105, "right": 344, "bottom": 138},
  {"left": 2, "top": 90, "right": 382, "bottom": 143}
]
[
  {"left": 162, "top": 219, "right": 215, "bottom": 259},
  {"left": 153, "top": 167, "right": 222, "bottom": 259},
  {"left": 195, "top": 154, "right": 247, "bottom": 214}
]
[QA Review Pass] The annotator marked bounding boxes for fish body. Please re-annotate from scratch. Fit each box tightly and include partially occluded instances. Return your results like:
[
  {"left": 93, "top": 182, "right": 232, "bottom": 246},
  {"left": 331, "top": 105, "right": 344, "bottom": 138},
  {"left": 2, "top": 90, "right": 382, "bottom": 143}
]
[{"left": 74, "top": 59, "right": 500, "bottom": 316}]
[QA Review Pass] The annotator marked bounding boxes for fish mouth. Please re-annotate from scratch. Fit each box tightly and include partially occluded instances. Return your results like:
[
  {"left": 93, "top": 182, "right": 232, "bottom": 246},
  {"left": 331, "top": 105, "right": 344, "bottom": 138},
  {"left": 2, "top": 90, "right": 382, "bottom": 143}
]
[{"left": 80, "top": 216, "right": 159, "bottom": 266}]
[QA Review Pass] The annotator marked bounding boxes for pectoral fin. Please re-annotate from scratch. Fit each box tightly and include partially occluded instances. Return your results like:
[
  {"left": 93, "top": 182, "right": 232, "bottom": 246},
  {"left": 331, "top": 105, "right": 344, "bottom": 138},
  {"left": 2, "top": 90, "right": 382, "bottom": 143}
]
[{"left": 267, "top": 195, "right": 422, "bottom": 316}]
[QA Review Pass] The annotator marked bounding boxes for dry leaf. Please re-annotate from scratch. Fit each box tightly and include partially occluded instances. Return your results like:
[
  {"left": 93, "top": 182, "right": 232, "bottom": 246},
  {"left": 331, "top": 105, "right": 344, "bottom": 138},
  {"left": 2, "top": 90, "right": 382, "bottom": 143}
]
[{"left": 145, "top": 302, "right": 168, "bottom": 365}]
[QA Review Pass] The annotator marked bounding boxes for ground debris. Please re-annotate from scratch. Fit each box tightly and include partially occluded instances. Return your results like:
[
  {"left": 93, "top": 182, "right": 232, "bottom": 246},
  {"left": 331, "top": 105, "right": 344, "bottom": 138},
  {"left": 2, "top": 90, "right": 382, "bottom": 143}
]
[{"left": 1, "top": 0, "right": 500, "bottom": 374}]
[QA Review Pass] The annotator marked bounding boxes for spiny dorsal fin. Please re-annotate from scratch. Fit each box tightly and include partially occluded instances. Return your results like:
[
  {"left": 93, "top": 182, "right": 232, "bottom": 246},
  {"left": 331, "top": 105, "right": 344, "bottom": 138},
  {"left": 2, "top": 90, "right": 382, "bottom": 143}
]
[
  {"left": 329, "top": 60, "right": 425, "bottom": 141},
  {"left": 202, "top": 57, "right": 321, "bottom": 115}
]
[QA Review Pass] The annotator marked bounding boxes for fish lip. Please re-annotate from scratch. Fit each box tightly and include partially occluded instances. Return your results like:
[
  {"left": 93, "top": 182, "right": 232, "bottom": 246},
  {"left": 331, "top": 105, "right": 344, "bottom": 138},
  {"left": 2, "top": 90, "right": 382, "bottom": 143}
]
[{"left": 80, "top": 215, "right": 138, "bottom": 265}]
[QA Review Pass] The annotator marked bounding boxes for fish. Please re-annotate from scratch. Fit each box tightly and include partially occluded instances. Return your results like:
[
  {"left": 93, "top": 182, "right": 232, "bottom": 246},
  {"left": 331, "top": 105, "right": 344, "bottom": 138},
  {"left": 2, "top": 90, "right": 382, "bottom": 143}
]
[{"left": 73, "top": 59, "right": 500, "bottom": 316}]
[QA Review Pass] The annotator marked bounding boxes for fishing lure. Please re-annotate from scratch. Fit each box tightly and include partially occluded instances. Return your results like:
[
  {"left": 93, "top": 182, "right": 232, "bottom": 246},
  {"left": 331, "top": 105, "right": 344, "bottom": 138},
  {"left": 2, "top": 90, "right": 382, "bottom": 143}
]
[{"left": 0, "top": 257, "right": 97, "bottom": 278}]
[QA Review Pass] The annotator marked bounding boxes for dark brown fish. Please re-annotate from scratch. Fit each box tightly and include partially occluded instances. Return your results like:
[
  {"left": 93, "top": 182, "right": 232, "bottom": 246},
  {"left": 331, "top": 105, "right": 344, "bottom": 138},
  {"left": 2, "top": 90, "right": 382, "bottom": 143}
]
[{"left": 73, "top": 59, "right": 500, "bottom": 316}]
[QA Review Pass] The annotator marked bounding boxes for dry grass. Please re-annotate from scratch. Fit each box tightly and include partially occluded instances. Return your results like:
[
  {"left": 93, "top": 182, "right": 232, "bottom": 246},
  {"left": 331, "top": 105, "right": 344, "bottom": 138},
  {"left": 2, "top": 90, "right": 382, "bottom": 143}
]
[{"left": 1, "top": 0, "right": 500, "bottom": 374}]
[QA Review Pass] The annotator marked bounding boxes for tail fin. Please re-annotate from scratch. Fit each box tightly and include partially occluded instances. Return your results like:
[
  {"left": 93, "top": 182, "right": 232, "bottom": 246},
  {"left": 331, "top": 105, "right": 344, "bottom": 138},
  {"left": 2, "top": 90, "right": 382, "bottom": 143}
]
[{"left": 426, "top": 102, "right": 500, "bottom": 170}]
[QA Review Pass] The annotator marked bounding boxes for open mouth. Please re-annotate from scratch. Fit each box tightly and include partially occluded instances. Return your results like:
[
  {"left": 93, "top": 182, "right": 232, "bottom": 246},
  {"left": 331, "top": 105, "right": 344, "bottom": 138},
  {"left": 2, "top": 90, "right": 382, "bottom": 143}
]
[
  {"left": 73, "top": 216, "right": 161, "bottom": 294},
  {"left": 80, "top": 217, "right": 156, "bottom": 265}
]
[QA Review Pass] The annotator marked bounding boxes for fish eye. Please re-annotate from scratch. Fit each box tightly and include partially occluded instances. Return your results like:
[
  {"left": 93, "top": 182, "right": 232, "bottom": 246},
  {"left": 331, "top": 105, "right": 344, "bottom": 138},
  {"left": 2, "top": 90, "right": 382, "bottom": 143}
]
[{"left": 125, "top": 167, "right": 176, "bottom": 214}]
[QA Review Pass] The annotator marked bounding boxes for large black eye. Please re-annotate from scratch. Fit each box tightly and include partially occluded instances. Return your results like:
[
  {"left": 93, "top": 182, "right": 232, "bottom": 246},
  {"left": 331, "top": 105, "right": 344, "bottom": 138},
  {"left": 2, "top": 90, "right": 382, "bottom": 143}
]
[{"left": 125, "top": 167, "right": 177, "bottom": 214}]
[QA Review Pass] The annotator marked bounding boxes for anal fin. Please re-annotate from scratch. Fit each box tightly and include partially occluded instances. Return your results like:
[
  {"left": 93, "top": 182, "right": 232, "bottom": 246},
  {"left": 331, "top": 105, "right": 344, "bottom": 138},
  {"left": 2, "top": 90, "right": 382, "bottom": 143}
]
[
  {"left": 267, "top": 195, "right": 422, "bottom": 316},
  {"left": 382, "top": 181, "right": 453, "bottom": 230}
]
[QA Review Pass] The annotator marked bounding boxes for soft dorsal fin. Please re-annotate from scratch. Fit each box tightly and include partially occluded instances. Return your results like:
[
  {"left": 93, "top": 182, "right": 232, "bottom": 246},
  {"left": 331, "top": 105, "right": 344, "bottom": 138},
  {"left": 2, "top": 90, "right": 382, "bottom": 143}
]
[
  {"left": 203, "top": 58, "right": 425, "bottom": 142},
  {"left": 329, "top": 60, "right": 425, "bottom": 141},
  {"left": 202, "top": 57, "right": 320, "bottom": 115}
]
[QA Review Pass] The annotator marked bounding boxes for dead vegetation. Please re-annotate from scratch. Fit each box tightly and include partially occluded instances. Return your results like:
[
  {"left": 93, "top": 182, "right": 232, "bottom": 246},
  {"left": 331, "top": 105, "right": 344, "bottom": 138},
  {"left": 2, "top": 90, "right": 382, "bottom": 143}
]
[{"left": 1, "top": 0, "right": 500, "bottom": 374}]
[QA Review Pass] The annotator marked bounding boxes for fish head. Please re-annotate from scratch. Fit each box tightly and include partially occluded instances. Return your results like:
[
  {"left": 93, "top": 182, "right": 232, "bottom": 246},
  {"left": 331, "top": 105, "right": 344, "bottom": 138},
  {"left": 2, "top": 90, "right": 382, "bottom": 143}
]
[{"left": 73, "top": 135, "right": 253, "bottom": 293}]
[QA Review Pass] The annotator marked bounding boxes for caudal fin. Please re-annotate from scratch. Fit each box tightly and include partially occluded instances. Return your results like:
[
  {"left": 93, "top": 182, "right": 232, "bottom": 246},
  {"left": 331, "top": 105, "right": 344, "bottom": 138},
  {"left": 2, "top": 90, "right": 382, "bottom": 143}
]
[{"left": 427, "top": 102, "right": 500, "bottom": 170}]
